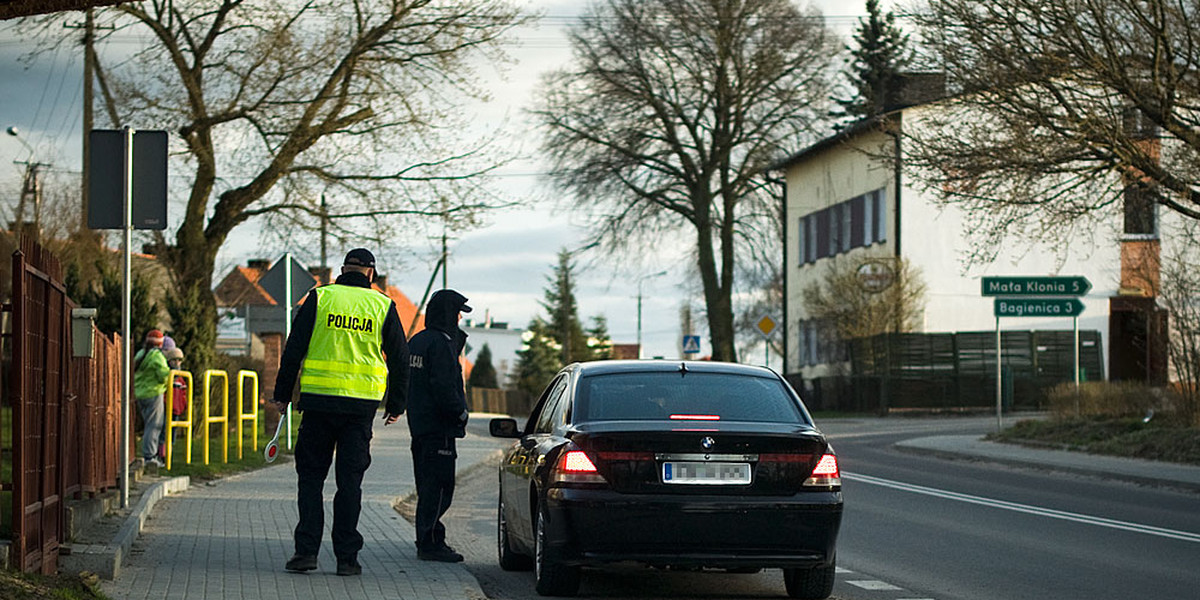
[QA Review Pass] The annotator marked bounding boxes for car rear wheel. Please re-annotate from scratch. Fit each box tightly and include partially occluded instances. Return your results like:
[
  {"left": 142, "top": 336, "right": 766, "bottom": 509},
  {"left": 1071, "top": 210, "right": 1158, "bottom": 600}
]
[
  {"left": 498, "top": 495, "right": 533, "bottom": 571},
  {"left": 534, "top": 507, "right": 580, "bottom": 596},
  {"left": 783, "top": 559, "right": 836, "bottom": 600}
]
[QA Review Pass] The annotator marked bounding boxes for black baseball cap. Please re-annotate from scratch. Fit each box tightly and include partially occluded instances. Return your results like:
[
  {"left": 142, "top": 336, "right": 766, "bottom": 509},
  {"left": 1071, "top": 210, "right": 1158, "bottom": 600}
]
[{"left": 343, "top": 248, "right": 376, "bottom": 268}]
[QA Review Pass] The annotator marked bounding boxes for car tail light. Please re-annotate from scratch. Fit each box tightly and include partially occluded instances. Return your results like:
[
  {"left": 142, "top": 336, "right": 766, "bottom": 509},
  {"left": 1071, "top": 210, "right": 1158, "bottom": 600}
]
[
  {"left": 551, "top": 450, "right": 608, "bottom": 485},
  {"left": 803, "top": 454, "right": 841, "bottom": 488}
]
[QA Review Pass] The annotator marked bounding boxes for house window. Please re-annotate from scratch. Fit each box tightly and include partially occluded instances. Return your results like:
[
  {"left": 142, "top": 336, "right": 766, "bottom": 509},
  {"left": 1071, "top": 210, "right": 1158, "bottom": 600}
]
[
  {"left": 807, "top": 216, "right": 817, "bottom": 262},
  {"left": 816, "top": 209, "right": 830, "bottom": 259},
  {"left": 874, "top": 189, "right": 887, "bottom": 242},
  {"left": 840, "top": 200, "right": 852, "bottom": 252},
  {"left": 868, "top": 189, "right": 878, "bottom": 243},
  {"left": 828, "top": 205, "right": 841, "bottom": 257},
  {"left": 851, "top": 195, "right": 865, "bottom": 247},
  {"left": 797, "top": 217, "right": 807, "bottom": 265},
  {"left": 1123, "top": 185, "right": 1157, "bottom": 237}
]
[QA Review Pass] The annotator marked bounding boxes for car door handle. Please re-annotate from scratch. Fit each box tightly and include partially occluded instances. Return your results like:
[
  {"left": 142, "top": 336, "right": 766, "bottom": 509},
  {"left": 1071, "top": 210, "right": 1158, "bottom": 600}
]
[{"left": 520, "top": 437, "right": 537, "bottom": 450}]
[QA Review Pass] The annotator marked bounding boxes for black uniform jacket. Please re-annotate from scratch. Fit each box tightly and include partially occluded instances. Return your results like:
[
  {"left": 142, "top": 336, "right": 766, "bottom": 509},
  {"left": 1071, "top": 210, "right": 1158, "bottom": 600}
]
[
  {"left": 272, "top": 271, "right": 410, "bottom": 416},
  {"left": 405, "top": 290, "right": 470, "bottom": 438}
]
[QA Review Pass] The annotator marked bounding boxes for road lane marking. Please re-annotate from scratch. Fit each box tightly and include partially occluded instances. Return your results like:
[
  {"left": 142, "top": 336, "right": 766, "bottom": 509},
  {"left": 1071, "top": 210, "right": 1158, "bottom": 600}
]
[
  {"left": 844, "top": 580, "right": 902, "bottom": 590},
  {"left": 845, "top": 472, "right": 1200, "bottom": 543}
]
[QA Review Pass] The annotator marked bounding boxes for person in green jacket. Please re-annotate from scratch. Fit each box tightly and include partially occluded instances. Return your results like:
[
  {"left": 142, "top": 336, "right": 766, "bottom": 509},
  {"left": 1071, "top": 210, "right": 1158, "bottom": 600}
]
[{"left": 134, "top": 329, "right": 171, "bottom": 467}]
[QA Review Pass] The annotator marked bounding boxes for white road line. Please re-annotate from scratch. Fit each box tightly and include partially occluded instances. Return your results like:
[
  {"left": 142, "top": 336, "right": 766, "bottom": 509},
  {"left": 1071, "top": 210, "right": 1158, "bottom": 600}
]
[
  {"left": 847, "top": 580, "right": 903, "bottom": 590},
  {"left": 845, "top": 472, "right": 1200, "bottom": 543}
]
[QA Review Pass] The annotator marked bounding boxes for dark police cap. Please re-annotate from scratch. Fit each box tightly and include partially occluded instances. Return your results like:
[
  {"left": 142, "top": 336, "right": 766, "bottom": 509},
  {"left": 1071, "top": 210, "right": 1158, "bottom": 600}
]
[{"left": 343, "top": 248, "right": 376, "bottom": 268}]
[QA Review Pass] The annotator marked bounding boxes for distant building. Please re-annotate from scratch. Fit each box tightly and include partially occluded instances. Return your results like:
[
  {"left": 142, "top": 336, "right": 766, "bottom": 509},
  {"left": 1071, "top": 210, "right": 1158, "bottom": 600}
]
[
  {"left": 462, "top": 318, "right": 524, "bottom": 388},
  {"left": 774, "top": 101, "right": 1171, "bottom": 387}
]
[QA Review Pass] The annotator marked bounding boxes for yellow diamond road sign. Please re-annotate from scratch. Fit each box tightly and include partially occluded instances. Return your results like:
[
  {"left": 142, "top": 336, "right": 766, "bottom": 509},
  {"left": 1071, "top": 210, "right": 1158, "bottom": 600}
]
[{"left": 756, "top": 315, "right": 778, "bottom": 338}]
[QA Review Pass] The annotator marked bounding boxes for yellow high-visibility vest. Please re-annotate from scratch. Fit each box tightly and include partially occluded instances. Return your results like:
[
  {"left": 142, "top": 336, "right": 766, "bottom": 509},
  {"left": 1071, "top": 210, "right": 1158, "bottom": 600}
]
[{"left": 299, "top": 284, "right": 392, "bottom": 401}]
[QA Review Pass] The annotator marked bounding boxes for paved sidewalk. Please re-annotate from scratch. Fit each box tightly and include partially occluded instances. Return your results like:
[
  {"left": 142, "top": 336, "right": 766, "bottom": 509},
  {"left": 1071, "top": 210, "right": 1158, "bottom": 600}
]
[
  {"left": 100, "top": 416, "right": 509, "bottom": 600},
  {"left": 897, "top": 434, "right": 1200, "bottom": 492}
]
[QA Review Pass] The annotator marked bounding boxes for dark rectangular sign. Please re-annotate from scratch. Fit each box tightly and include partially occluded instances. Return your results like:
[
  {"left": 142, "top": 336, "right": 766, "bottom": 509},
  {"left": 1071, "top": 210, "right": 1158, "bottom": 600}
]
[
  {"left": 87, "top": 129, "right": 168, "bottom": 230},
  {"left": 994, "top": 298, "right": 1085, "bottom": 318},
  {"left": 981, "top": 276, "right": 1091, "bottom": 297}
]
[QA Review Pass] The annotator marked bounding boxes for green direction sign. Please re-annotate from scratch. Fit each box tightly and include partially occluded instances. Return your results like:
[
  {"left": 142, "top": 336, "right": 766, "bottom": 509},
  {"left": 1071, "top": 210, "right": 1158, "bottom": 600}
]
[
  {"left": 981, "top": 276, "right": 1091, "bottom": 297},
  {"left": 994, "top": 298, "right": 1085, "bottom": 318}
]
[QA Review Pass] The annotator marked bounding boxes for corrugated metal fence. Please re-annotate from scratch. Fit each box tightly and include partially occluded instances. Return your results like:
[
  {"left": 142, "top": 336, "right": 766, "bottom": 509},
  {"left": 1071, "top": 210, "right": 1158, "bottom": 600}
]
[{"left": 2, "top": 237, "right": 123, "bottom": 573}]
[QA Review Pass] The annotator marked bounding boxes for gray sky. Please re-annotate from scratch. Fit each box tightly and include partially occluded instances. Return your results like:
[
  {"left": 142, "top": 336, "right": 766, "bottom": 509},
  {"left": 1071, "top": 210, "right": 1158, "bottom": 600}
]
[{"left": 0, "top": 0, "right": 888, "bottom": 364}]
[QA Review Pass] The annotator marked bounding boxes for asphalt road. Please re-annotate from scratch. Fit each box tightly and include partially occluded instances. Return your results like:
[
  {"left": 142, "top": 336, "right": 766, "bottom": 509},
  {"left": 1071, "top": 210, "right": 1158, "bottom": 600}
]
[
  {"left": 824, "top": 416, "right": 1200, "bottom": 600},
  {"left": 409, "top": 416, "right": 1200, "bottom": 600}
]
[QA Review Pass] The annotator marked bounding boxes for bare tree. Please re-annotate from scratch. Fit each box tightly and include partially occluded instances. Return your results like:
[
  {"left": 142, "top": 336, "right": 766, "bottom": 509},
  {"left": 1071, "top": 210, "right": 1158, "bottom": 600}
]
[
  {"left": 52, "top": 0, "right": 525, "bottom": 369},
  {"left": 1157, "top": 223, "right": 1200, "bottom": 425},
  {"left": 903, "top": 0, "right": 1200, "bottom": 259},
  {"left": 534, "top": 0, "right": 838, "bottom": 362},
  {"left": 801, "top": 253, "right": 927, "bottom": 369}
]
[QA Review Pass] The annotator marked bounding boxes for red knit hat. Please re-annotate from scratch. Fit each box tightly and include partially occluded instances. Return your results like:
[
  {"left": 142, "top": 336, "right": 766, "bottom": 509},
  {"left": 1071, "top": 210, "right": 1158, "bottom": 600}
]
[{"left": 145, "top": 329, "right": 164, "bottom": 346}]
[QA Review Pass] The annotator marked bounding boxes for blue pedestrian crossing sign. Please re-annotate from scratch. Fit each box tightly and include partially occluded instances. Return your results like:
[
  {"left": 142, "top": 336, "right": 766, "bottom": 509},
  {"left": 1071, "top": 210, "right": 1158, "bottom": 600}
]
[{"left": 682, "top": 335, "right": 701, "bottom": 354}]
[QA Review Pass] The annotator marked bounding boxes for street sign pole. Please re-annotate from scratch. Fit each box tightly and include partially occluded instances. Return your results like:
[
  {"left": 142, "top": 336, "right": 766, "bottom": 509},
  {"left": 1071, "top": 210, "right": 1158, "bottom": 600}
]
[
  {"left": 284, "top": 253, "right": 293, "bottom": 449},
  {"left": 995, "top": 316, "right": 1002, "bottom": 431},
  {"left": 120, "top": 126, "right": 133, "bottom": 508},
  {"left": 1080, "top": 314, "right": 1089, "bottom": 417}
]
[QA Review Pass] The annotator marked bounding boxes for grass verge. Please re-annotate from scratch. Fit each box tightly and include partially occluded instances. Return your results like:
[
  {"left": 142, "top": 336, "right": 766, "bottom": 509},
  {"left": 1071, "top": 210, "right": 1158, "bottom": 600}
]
[{"left": 988, "top": 416, "right": 1200, "bottom": 466}]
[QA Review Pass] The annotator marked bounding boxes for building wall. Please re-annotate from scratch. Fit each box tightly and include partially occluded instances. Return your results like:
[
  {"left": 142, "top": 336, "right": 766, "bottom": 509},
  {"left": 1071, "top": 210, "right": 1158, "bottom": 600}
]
[
  {"left": 461, "top": 325, "right": 525, "bottom": 388},
  {"left": 784, "top": 127, "right": 896, "bottom": 377},
  {"left": 899, "top": 104, "right": 1121, "bottom": 369},
  {"left": 785, "top": 106, "right": 1129, "bottom": 380}
]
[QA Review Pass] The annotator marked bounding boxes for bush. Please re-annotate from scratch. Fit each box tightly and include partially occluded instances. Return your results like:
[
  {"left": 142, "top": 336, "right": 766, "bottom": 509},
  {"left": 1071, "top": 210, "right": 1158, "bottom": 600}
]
[{"left": 1045, "top": 381, "right": 1182, "bottom": 422}]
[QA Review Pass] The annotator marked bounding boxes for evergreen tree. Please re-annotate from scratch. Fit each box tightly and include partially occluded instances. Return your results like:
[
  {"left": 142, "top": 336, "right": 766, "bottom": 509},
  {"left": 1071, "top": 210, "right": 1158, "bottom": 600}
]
[
  {"left": 837, "top": 0, "right": 910, "bottom": 120},
  {"left": 587, "top": 316, "right": 613, "bottom": 360},
  {"left": 468, "top": 343, "right": 500, "bottom": 390},
  {"left": 513, "top": 318, "right": 563, "bottom": 398},
  {"left": 541, "top": 250, "right": 592, "bottom": 364},
  {"left": 66, "top": 258, "right": 161, "bottom": 340}
]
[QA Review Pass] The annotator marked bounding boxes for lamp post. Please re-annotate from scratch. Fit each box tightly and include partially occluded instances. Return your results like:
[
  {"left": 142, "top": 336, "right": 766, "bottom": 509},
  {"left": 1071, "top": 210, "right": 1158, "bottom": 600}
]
[
  {"left": 636, "top": 270, "right": 669, "bottom": 359},
  {"left": 6, "top": 126, "right": 50, "bottom": 240}
]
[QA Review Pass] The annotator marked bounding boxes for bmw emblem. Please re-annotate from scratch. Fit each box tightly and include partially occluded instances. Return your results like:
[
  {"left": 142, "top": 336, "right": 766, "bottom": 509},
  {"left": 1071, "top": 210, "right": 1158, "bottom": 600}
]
[{"left": 700, "top": 436, "right": 716, "bottom": 450}]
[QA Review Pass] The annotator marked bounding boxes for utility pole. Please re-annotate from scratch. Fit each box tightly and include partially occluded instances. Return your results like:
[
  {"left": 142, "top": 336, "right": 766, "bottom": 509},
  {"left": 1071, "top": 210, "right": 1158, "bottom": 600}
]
[
  {"left": 7, "top": 127, "right": 48, "bottom": 241},
  {"left": 82, "top": 8, "right": 94, "bottom": 222}
]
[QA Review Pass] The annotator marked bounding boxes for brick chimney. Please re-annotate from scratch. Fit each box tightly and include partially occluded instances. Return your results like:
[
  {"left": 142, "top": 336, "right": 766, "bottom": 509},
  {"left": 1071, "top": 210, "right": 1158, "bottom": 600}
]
[{"left": 247, "top": 258, "right": 270, "bottom": 273}]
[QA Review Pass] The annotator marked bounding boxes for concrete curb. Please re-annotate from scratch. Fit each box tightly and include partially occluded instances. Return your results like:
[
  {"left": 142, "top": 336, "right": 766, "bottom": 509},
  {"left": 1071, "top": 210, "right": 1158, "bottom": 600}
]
[
  {"left": 896, "top": 435, "right": 1200, "bottom": 493},
  {"left": 60, "top": 476, "right": 191, "bottom": 580}
]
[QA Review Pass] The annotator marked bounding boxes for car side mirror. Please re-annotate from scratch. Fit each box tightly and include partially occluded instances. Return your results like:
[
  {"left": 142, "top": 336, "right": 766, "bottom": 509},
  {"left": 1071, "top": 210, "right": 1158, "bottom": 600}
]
[{"left": 489, "top": 417, "right": 522, "bottom": 438}]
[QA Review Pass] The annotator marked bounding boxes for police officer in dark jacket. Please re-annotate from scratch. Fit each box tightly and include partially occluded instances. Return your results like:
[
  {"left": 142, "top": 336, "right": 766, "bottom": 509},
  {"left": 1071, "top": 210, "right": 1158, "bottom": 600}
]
[
  {"left": 406, "top": 288, "right": 472, "bottom": 562},
  {"left": 272, "top": 248, "right": 409, "bottom": 576}
]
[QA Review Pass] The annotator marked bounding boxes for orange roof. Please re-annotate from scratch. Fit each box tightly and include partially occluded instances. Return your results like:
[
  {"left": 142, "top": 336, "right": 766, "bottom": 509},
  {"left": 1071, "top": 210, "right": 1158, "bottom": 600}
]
[
  {"left": 379, "top": 283, "right": 424, "bottom": 335},
  {"left": 215, "top": 266, "right": 276, "bottom": 306}
]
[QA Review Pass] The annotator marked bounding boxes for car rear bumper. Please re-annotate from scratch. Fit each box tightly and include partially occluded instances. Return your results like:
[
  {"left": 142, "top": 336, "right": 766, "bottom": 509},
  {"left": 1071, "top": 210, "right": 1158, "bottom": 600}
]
[{"left": 544, "top": 487, "right": 842, "bottom": 569}]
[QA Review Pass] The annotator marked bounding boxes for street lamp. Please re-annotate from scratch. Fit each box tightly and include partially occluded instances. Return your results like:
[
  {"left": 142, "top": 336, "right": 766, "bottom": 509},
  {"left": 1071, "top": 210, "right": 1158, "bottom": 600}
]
[
  {"left": 6, "top": 126, "right": 47, "bottom": 238},
  {"left": 7, "top": 126, "right": 34, "bottom": 159},
  {"left": 636, "top": 269, "right": 669, "bottom": 358}
]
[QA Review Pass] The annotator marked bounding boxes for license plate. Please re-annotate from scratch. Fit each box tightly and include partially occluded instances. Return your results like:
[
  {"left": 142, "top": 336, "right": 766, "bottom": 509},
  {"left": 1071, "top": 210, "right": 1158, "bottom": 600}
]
[{"left": 662, "top": 461, "right": 751, "bottom": 485}]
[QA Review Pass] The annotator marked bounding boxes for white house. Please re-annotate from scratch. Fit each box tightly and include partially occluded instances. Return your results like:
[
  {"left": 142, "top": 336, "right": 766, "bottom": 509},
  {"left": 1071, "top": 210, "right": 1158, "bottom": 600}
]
[{"left": 774, "top": 99, "right": 1171, "bottom": 394}]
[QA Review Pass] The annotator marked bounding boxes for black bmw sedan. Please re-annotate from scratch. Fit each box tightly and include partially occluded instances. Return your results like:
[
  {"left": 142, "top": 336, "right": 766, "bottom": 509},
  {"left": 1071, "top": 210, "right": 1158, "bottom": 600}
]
[{"left": 489, "top": 360, "right": 843, "bottom": 598}]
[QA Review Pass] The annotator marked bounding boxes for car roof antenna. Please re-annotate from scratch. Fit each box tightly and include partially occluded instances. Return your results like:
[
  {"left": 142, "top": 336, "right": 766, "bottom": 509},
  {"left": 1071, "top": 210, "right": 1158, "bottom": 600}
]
[{"left": 678, "top": 362, "right": 688, "bottom": 377}]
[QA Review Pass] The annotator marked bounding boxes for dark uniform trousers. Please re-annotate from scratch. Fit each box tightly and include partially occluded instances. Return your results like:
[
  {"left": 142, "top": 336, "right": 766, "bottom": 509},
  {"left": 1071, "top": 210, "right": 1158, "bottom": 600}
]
[
  {"left": 411, "top": 435, "right": 457, "bottom": 551},
  {"left": 294, "top": 411, "right": 374, "bottom": 560}
]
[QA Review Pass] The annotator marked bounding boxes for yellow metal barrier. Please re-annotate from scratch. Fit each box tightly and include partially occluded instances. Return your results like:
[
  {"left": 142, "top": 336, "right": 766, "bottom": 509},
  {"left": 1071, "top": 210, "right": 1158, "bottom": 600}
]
[
  {"left": 165, "top": 370, "right": 193, "bottom": 469},
  {"left": 203, "top": 369, "right": 230, "bottom": 465},
  {"left": 236, "top": 370, "right": 259, "bottom": 459}
]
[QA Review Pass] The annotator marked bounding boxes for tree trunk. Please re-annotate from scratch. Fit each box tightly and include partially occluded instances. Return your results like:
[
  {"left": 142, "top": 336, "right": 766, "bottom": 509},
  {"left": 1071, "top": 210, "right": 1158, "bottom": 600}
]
[
  {"left": 696, "top": 216, "right": 737, "bottom": 363},
  {"left": 164, "top": 242, "right": 220, "bottom": 376}
]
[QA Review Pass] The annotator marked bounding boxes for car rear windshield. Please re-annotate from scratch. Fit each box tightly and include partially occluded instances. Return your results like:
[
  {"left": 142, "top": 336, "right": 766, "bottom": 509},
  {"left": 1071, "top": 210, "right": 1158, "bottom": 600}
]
[{"left": 573, "top": 372, "right": 808, "bottom": 424}]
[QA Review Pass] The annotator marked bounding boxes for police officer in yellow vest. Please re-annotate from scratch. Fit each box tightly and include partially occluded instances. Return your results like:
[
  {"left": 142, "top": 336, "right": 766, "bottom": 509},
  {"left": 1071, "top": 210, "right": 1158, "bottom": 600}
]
[{"left": 271, "top": 248, "right": 409, "bottom": 576}]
